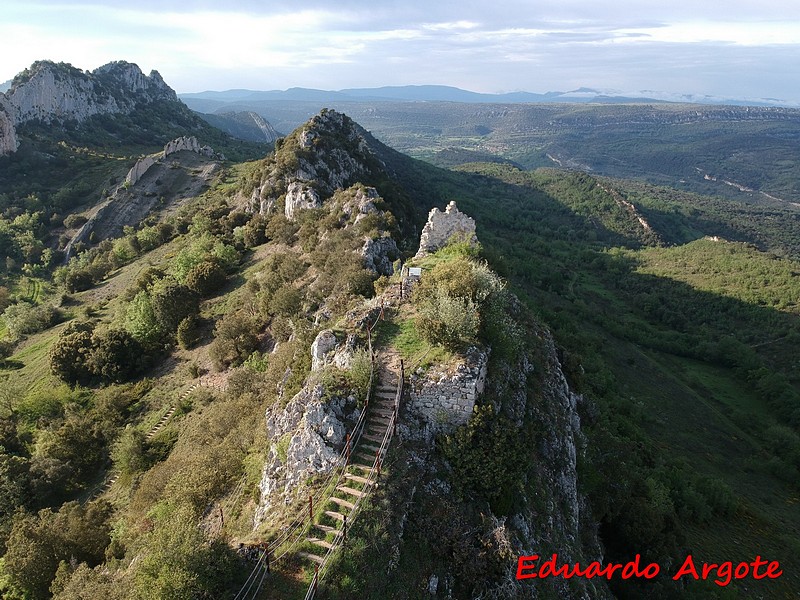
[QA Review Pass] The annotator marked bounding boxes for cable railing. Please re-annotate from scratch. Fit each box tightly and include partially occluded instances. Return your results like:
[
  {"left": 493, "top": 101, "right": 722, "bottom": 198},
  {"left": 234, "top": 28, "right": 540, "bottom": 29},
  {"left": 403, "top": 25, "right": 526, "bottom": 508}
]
[
  {"left": 233, "top": 304, "right": 387, "bottom": 600},
  {"left": 304, "top": 359, "right": 403, "bottom": 600}
]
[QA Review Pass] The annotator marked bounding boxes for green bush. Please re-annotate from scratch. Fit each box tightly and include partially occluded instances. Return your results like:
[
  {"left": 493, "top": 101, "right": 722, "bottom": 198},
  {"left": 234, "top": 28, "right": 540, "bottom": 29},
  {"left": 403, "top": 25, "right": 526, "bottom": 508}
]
[
  {"left": 2, "top": 302, "right": 58, "bottom": 339},
  {"left": 62, "top": 214, "right": 87, "bottom": 229},
  {"left": 416, "top": 288, "right": 479, "bottom": 351},
  {"left": 176, "top": 315, "right": 201, "bottom": 350}
]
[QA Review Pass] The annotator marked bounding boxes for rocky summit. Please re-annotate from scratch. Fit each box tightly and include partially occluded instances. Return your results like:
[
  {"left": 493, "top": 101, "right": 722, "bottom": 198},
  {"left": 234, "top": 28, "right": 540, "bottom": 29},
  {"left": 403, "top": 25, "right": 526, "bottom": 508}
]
[{"left": 0, "top": 60, "right": 177, "bottom": 155}]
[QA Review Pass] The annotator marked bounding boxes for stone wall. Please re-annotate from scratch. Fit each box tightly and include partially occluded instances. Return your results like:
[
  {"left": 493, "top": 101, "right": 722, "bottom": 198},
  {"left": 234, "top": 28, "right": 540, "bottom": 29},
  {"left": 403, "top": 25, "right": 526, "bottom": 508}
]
[
  {"left": 414, "top": 200, "right": 477, "bottom": 258},
  {"left": 406, "top": 347, "right": 488, "bottom": 434}
]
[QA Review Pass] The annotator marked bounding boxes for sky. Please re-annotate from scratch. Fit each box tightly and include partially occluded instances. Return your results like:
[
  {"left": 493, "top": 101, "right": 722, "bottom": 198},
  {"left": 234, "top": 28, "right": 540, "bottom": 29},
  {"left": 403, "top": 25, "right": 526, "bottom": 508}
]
[{"left": 2, "top": 0, "right": 800, "bottom": 101}]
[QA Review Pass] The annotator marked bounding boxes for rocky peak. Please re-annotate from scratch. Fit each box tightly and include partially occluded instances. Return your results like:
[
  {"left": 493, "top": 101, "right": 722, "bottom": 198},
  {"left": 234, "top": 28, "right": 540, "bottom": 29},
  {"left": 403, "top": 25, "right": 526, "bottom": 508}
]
[
  {"left": 250, "top": 109, "right": 382, "bottom": 219},
  {"left": 92, "top": 61, "right": 176, "bottom": 102},
  {"left": 0, "top": 59, "right": 180, "bottom": 146}
]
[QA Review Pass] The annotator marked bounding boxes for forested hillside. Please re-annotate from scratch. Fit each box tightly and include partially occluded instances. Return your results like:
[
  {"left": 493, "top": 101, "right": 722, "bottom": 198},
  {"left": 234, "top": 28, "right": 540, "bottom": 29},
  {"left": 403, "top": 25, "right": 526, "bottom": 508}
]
[{"left": 0, "top": 61, "right": 798, "bottom": 599}]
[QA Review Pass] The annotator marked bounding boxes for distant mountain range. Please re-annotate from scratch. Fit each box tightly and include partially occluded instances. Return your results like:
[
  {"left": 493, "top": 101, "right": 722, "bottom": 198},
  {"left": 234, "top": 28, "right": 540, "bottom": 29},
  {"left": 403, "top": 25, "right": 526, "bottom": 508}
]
[{"left": 179, "top": 84, "right": 799, "bottom": 109}]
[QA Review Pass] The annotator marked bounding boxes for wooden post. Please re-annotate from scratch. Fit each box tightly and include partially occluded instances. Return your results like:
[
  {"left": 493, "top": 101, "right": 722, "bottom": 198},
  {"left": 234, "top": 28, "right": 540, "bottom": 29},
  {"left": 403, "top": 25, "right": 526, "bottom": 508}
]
[
  {"left": 313, "top": 565, "right": 319, "bottom": 592},
  {"left": 345, "top": 433, "right": 351, "bottom": 465},
  {"left": 376, "top": 450, "right": 382, "bottom": 478},
  {"left": 309, "top": 494, "right": 313, "bottom": 523},
  {"left": 343, "top": 515, "right": 347, "bottom": 543},
  {"left": 265, "top": 541, "right": 270, "bottom": 574}
]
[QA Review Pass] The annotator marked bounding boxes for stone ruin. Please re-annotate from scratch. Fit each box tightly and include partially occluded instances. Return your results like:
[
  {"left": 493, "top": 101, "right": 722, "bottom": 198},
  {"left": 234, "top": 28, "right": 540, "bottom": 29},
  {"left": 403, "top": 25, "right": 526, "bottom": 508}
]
[
  {"left": 414, "top": 200, "right": 477, "bottom": 258},
  {"left": 124, "top": 136, "right": 222, "bottom": 186}
]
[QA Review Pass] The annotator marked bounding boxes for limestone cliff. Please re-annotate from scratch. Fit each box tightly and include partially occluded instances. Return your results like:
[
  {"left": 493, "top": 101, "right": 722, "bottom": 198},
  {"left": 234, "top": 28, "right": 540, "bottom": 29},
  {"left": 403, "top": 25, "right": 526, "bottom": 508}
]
[
  {"left": 0, "top": 59, "right": 179, "bottom": 155},
  {"left": 0, "top": 98, "right": 17, "bottom": 155}
]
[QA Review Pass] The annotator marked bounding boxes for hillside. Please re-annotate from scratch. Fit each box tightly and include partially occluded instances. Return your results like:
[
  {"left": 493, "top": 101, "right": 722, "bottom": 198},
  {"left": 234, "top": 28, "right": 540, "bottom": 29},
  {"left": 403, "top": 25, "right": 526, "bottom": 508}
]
[
  {"left": 0, "top": 62, "right": 799, "bottom": 599},
  {"left": 183, "top": 96, "right": 800, "bottom": 205}
]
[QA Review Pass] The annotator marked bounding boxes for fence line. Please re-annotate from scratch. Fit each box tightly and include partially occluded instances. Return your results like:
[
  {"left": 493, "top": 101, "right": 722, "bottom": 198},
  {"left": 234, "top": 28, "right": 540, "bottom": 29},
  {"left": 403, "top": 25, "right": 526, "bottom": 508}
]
[{"left": 233, "top": 304, "right": 387, "bottom": 600}]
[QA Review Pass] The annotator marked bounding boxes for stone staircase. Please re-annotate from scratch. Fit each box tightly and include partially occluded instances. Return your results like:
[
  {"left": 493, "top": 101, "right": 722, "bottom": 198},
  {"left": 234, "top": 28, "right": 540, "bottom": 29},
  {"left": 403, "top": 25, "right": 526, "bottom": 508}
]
[{"left": 299, "top": 361, "right": 400, "bottom": 565}]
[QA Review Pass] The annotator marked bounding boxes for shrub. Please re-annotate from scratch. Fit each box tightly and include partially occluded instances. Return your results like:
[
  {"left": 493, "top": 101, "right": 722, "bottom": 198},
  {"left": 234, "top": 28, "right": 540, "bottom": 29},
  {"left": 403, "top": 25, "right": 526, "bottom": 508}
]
[
  {"left": 2, "top": 302, "right": 58, "bottom": 339},
  {"left": 62, "top": 214, "right": 88, "bottom": 229},
  {"left": 208, "top": 311, "right": 260, "bottom": 370},
  {"left": 184, "top": 260, "right": 226, "bottom": 296},
  {"left": 269, "top": 285, "right": 302, "bottom": 317},
  {"left": 416, "top": 288, "right": 479, "bottom": 351},
  {"left": 176, "top": 315, "right": 201, "bottom": 350}
]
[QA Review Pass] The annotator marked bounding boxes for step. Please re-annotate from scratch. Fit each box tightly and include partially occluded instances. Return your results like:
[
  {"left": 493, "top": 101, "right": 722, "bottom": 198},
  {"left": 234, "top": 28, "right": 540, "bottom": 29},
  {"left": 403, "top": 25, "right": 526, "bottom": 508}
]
[
  {"left": 344, "top": 473, "right": 370, "bottom": 485},
  {"left": 371, "top": 408, "right": 394, "bottom": 417},
  {"left": 307, "top": 537, "right": 334, "bottom": 550},
  {"left": 297, "top": 551, "right": 325, "bottom": 565},
  {"left": 362, "top": 432, "right": 384, "bottom": 443},
  {"left": 353, "top": 455, "right": 376, "bottom": 466},
  {"left": 349, "top": 462, "right": 373, "bottom": 472},
  {"left": 366, "top": 425, "right": 387, "bottom": 436},
  {"left": 329, "top": 496, "right": 355, "bottom": 510},
  {"left": 313, "top": 523, "right": 339, "bottom": 535},
  {"left": 324, "top": 510, "right": 346, "bottom": 522},
  {"left": 359, "top": 443, "right": 381, "bottom": 454},
  {"left": 337, "top": 485, "right": 367, "bottom": 498}
]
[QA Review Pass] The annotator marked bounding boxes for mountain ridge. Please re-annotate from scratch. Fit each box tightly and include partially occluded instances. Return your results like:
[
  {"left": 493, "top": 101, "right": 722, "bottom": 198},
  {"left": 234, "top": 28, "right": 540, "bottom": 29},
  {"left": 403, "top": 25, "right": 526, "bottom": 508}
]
[{"left": 179, "top": 84, "right": 800, "bottom": 108}]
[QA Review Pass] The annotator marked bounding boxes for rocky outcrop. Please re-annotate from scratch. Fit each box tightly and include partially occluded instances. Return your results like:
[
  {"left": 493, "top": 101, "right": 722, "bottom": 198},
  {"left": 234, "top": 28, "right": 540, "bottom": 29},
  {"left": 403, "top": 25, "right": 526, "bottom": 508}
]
[
  {"left": 254, "top": 383, "right": 356, "bottom": 526},
  {"left": 342, "top": 186, "right": 380, "bottom": 224},
  {"left": 124, "top": 155, "right": 159, "bottom": 185},
  {"left": 405, "top": 348, "right": 489, "bottom": 436},
  {"left": 415, "top": 201, "right": 477, "bottom": 258},
  {"left": 3, "top": 60, "right": 176, "bottom": 127},
  {"left": 310, "top": 329, "right": 338, "bottom": 371},
  {"left": 249, "top": 110, "right": 379, "bottom": 219},
  {"left": 361, "top": 236, "right": 398, "bottom": 276},
  {"left": 284, "top": 182, "right": 322, "bottom": 219},
  {"left": 124, "top": 136, "right": 221, "bottom": 186},
  {"left": 0, "top": 59, "right": 180, "bottom": 156},
  {"left": 0, "top": 99, "right": 17, "bottom": 155}
]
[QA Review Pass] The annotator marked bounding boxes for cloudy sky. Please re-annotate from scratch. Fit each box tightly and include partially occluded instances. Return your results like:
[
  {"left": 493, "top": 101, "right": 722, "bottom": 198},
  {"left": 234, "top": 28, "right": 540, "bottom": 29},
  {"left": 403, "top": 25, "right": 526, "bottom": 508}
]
[{"left": 2, "top": 0, "right": 799, "bottom": 101}]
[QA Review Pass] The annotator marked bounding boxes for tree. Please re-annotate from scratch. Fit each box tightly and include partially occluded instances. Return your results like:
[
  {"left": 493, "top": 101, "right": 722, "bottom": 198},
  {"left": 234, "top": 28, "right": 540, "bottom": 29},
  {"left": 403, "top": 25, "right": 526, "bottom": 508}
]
[
  {"left": 88, "top": 329, "right": 144, "bottom": 382},
  {"left": 185, "top": 261, "right": 226, "bottom": 297},
  {"left": 49, "top": 322, "right": 94, "bottom": 385},
  {"left": 125, "top": 290, "right": 162, "bottom": 346},
  {"left": 3, "top": 501, "right": 112, "bottom": 600},
  {"left": 133, "top": 504, "right": 239, "bottom": 600},
  {"left": 209, "top": 311, "right": 259, "bottom": 370}
]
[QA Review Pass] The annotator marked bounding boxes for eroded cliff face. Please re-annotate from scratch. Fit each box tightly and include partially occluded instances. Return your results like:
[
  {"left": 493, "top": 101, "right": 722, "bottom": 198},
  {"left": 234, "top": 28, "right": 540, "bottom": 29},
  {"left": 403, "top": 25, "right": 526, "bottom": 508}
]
[
  {"left": 392, "top": 320, "right": 610, "bottom": 599},
  {"left": 0, "top": 60, "right": 178, "bottom": 155},
  {"left": 4, "top": 60, "right": 176, "bottom": 126},
  {"left": 0, "top": 99, "right": 18, "bottom": 155}
]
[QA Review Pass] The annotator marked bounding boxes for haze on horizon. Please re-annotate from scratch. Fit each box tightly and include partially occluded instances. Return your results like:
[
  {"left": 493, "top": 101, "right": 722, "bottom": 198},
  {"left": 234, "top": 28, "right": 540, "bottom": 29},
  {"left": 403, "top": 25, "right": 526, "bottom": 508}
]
[{"left": 2, "top": 0, "right": 799, "bottom": 103}]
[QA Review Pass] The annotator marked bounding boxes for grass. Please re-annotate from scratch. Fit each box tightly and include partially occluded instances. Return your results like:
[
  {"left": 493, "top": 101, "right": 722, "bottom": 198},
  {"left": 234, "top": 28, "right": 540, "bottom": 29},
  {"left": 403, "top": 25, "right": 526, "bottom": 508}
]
[
  {"left": 605, "top": 337, "right": 800, "bottom": 596},
  {"left": 373, "top": 309, "right": 450, "bottom": 370}
]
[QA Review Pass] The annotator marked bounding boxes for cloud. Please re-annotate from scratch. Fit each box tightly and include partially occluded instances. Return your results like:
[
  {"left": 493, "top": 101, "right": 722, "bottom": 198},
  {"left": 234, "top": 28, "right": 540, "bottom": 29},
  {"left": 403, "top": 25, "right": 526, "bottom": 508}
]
[{"left": 1, "top": 1, "right": 799, "bottom": 101}]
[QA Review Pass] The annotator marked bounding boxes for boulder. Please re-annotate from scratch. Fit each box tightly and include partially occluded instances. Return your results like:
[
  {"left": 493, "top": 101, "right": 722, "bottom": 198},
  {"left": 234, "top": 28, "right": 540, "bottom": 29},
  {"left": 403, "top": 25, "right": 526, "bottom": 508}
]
[{"left": 311, "top": 329, "right": 338, "bottom": 371}]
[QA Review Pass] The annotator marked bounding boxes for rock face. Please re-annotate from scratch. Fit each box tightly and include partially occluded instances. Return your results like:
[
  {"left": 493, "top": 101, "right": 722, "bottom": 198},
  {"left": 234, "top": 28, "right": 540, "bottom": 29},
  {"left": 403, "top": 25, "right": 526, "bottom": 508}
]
[
  {"left": 405, "top": 348, "right": 489, "bottom": 436},
  {"left": 310, "top": 329, "right": 338, "bottom": 371},
  {"left": 0, "top": 59, "right": 179, "bottom": 155},
  {"left": 254, "top": 383, "right": 354, "bottom": 526},
  {"left": 0, "top": 99, "right": 17, "bottom": 155},
  {"left": 64, "top": 138, "right": 221, "bottom": 259},
  {"left": 361, "top": 236, "right": 398, "bottom": 276},
  {"left": 415, "top": 200, "right": 477, "bottom": 258},
  {"left": 249, "top": 109, "right": 379, "bottom": 220},
  {"left": 124, "top": 136, "right": 221, "bottom": 186},
  {"left": 284, "top": 182, "right": 322, "bottom": 219}
]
